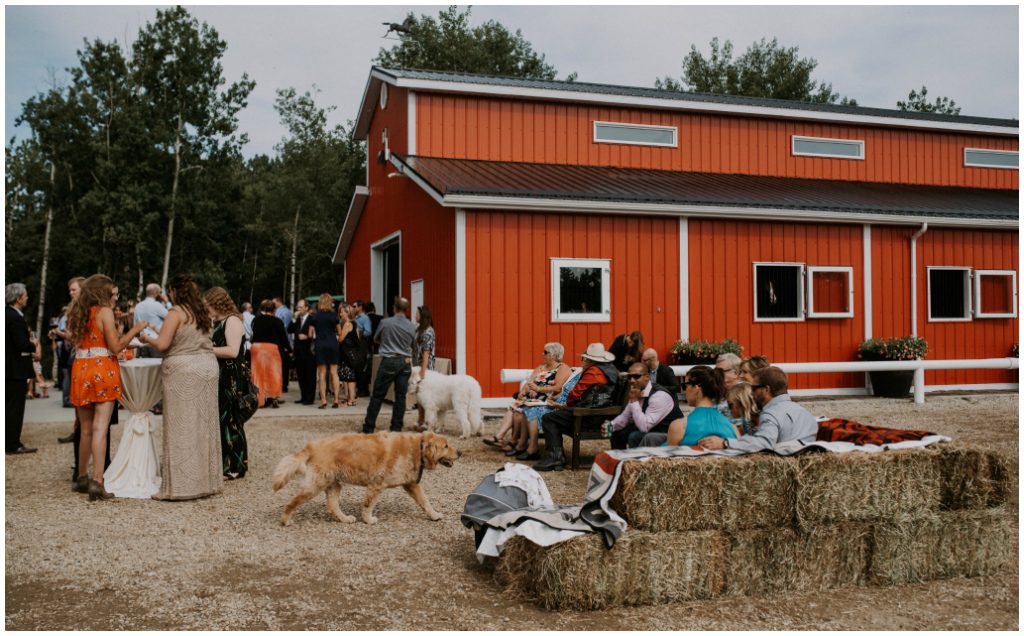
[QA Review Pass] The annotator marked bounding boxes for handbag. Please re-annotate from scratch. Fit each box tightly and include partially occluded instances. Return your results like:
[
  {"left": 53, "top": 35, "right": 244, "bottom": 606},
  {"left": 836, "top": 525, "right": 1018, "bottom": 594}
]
[{"left": 228, "top": 339, "right": 259, "bottom": 425}]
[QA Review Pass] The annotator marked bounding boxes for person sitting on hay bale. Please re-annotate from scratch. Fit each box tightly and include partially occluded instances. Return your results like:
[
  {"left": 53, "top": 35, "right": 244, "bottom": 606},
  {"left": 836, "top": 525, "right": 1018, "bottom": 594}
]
[
  {"left": 738, "top": 355, "right": 770, "bottom": 384},
  {"left": 725, "top": 382, "right": 760, "bottom": 435},
  {"left": 638, "top": 365, "right": 737, "bottom": 447},
  {"left": 698, "top": 366, "right": 816, "bottom": 451}
]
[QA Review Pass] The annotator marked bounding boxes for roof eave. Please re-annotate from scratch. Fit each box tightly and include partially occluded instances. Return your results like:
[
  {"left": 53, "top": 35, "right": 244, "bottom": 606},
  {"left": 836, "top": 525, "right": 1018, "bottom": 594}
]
[
  {"left": 333, "top": 185, "right": 370, "bottom": 263},
  {"left": 353, "top": 67, "right": 400, "bottom": 140},
  {"left": 440, "top": 193, "right": 1019, "bottom": 229}
]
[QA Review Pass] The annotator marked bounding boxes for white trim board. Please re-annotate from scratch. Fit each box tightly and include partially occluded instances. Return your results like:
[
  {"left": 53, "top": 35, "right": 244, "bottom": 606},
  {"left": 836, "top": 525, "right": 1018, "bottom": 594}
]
[
  {"left": 455, "top": 209, "right": 467, "bottom": 375},
  {"left": 678, "top": 217, "right": 689, "bottom": 342}
]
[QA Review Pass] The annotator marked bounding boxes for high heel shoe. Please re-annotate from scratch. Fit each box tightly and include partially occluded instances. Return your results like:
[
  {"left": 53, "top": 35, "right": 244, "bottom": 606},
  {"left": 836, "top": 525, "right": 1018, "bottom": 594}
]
[
  {"left": 87, "top": 479, "right": 114, "bottom": 501},
  {"left": 72, "top": 475, "right": 90, "bottom": 493},
  {"left": 318, "top": 403, "right": 327, "bottom": 410},
  {"left": 332, "top": 402, "right": 339, "bottom": 409}
]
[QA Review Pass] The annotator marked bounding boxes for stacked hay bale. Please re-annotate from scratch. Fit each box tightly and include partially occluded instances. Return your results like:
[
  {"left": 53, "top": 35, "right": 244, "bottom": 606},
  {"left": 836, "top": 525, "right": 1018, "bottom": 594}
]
[{"left": 495, "top": 442, "right": 1015, "bottom": 610}]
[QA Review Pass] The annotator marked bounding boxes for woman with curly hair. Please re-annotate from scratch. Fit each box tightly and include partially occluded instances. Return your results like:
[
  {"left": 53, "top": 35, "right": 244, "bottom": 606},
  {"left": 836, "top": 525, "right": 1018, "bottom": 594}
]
[
  {"left": 67, "top": 275, "right": 149, "bottom": 500},
  {"left": 204, "top": 287, "right": 249, "bottom": 480},
  {"left": 138, "top": 273, "right": 221, "bottom": 500}
]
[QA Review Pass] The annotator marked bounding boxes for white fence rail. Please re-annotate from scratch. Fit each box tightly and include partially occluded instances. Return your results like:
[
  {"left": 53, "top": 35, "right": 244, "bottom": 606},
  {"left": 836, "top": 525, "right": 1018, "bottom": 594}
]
[{"left": 500, "top": 358, "right": 1020, "bottom": 404}]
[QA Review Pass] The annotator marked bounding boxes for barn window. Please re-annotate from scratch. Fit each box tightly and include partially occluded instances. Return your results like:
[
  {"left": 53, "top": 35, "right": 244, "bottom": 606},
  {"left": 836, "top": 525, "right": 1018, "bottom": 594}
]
[
  {"left": 963, "top": 148, "right": 1018, "bottom": 170},
  {"left": 806, "top": 266, "right": 854, "bottom": 318},
  {"left": 791, "top": 135, "right": 865, "bottom": 160},
  {"left": 974, "top": 269, "right": 1017, "bottom": 319},
  {"left": 593, "top": 121, "right": 677, "bottom": 147},
  {"left": 754, "top": 263, "right": 805, "bottom": 322},
  {"left": 551, "top": 258, "right": 611, "bottom": 323},
  {"left": 927, "top": 267, "right": 972, "bottom": 321}
]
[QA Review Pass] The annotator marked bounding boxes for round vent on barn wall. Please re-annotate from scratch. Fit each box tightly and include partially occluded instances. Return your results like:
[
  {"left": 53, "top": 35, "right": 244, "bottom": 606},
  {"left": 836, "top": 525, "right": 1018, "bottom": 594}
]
[{"left": 380, "top": 83, "right": 389, "bottom": 110}]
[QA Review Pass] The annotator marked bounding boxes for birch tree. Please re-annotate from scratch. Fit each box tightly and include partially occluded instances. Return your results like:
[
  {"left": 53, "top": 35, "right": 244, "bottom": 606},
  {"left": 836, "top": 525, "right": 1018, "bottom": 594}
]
[{"left": 130, "top": 6, "right": 254, "bottom": 287}]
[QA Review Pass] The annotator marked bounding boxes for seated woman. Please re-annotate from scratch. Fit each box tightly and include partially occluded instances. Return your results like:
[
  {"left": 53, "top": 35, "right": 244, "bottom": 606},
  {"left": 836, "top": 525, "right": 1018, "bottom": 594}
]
[
  {"left": 513, "top": 367, "right": 584, "bottom": 461},
  {"left": 725, "top": 382, "right": 760, "bottom": 436},
  {"left": 483, "top": 343, "right": 571, "bottom": 452},
  {"left": 738, "top": 355, "right": 770, "bottom": 384},
  {"left": 665, "top": 365, "right": 737, "bottom": 447}
]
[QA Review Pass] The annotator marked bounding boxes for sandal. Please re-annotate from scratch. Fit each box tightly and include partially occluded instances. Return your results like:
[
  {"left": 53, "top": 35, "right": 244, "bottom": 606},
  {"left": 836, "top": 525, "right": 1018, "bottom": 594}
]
[
  {"left": 504, "top": 446, "right": 527, "bottom": 457},
  {"left": 482, "top": 436, "right": 504, "bottom": 447},
  {"left": 332, "top": 402, "right": 339, "bottom": 409},
  {"left": 318, "top": 403, "right": 327, "bottom": 410}
]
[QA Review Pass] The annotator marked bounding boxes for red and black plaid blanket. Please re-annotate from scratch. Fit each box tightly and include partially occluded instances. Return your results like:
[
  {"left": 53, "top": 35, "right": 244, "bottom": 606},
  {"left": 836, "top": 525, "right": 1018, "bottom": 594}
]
[{"left": 815, "top": 418, "right": 935, "bottom": 445}]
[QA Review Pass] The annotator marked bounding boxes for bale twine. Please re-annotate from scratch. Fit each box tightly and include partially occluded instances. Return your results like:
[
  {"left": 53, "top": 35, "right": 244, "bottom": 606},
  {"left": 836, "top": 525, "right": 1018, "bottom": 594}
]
[
  {"left": 725, "top": 522, "right": 873, "bottom": 597},
  {"left": 609, "top": 455, "right": 796, "bottom": 532},
  {"left": 937, "top": 443, "right": 1011, "bottom": 510},
  {"left": 796, "top": 449, "right": 942, "bottom": 528},
  {"left": 870, "top": 509, "right": 1017, "bottom": 585},
  {"left": 498, "top": 530, "right": 728, "bottom": 610}
]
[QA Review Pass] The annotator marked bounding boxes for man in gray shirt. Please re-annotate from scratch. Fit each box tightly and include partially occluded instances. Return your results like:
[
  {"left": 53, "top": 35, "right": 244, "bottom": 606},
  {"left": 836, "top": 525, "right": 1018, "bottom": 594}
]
[
  {"left": 699, "top": 366, "right": 818, "bottom": 452},
  {"left": 362, "top": 297, "right": 417, "bottom": 434},
  {"left": 134, "top": 283, "right": 169, "bottom": 359}
]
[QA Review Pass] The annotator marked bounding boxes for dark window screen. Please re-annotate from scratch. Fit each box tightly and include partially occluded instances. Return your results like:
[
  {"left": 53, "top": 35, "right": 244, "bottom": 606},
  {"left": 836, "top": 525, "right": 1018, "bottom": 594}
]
[
  {"left": 929, "top": 269, "right": 968, "bottom": 319},
  {"left": 559, "top": 267, "right": 603, "bottom": 314},
  {"left": 756, "top": 265, "right": 801, "bottom": 319}
]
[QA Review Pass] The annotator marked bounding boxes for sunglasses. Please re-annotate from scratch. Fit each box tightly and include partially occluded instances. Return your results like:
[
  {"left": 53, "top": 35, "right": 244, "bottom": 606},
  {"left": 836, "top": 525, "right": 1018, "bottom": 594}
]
[{"left": 626, "top": 373, "right": 648, "bottom": 380}]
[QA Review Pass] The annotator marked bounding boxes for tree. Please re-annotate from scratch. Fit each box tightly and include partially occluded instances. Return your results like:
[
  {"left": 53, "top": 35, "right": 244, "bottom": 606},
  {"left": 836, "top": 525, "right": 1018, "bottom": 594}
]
[
  {"left": 131, "top": 6, "right": 255, "bottom": 287},
  {"left": 897, "top": 86, "right": 961, "bottom": 115},
  {"left": 656, "top": 37, "right": 857, "bottom": 106},
  {"left": 374, "top": 6, "right": 562, "bottom": 79}
]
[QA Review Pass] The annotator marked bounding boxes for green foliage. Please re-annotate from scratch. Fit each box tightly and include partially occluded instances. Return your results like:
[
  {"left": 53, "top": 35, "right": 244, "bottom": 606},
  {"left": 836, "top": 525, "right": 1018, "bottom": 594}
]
[
  {"left": 669, "top": 338, "right": 744, "bottom": 364},
  {"left": 858, "top": 336, "right": 928, "bottom": 361},
  {"left": 897, "top": 86, "right": 961, "bottom": 115},
  {"left": 656, "top": 37, "right": 857, "bottom": 106},
  {"left": 5, "top": 6, "right": 365, "bottom": 338},
  {"left": 374, "top": 6, "right": 561, "bottom": 79}
]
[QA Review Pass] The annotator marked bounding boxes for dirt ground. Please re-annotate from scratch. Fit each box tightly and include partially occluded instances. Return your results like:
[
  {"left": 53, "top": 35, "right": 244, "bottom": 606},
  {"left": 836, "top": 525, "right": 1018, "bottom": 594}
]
[{"left": 5, "top": 393, "right": 1019, "bottom": 630}]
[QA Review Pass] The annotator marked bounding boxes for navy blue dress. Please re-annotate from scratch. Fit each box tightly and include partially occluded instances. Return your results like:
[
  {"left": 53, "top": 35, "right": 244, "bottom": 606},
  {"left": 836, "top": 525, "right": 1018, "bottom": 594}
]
[{"left": 309, "top": 311, "right": 340, "bottom": 366}]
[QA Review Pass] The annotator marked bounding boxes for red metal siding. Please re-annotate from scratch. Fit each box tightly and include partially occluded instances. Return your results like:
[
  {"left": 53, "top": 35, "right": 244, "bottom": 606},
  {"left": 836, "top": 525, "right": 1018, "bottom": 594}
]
[
  {"left": 465, "top": 211, "right": 680, "bottom": 397},
  {"left": 346, "top": 87, "right": 457, "bottom": 361},
  {"left": 919, "top": 228, "right": 1019, "bottom": 386},
  {"left": 416, "top": 93, "right": 1018, "bottom": 189},
  {"left": 688, "top": 219, "right": 866, "bottom": 390},
  {"left": 870, "top": 226, "right": 1018, "bottom": 387}
]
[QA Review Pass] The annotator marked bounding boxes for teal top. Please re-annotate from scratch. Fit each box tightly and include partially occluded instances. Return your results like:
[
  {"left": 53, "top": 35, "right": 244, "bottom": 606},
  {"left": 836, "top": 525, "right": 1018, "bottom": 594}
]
[{"left": 678, "top": 406, "right": 737, "bottom": 446}]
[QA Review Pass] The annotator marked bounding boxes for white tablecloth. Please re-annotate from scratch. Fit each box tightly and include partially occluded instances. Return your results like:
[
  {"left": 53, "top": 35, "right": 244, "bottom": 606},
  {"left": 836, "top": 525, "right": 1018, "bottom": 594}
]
[{"left": 104, "top": 358, "right": 163, "bottom": 498}]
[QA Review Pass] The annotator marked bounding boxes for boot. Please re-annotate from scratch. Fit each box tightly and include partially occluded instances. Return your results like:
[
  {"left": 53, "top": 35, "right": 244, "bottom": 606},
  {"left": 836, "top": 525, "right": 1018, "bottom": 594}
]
[
  {"left": 533, "top": 445, "right": 565, "bottom": 472},
  {"left": 87, "top": 479, "right": 114, "bottom": 501},
  {"left": 71, "top": 474, "right": 90, "bottom": 494}
]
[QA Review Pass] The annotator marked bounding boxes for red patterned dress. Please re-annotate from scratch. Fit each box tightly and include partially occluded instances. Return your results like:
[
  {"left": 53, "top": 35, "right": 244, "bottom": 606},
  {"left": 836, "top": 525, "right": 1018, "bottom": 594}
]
[{"left": 70, "top": 306, "right": 122, "bottom": 406}]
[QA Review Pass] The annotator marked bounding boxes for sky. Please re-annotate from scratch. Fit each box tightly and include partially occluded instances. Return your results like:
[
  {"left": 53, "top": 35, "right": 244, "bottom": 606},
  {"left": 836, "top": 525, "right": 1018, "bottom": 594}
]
[{"left": 5, "top": 4, "right": 1019, "bottom": 158}]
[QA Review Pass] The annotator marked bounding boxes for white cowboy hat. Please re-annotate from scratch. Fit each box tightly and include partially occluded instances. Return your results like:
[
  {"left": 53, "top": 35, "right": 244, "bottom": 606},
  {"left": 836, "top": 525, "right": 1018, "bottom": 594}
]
[{"left": 581, "top": 342, "right": 615, "bottom": 363}]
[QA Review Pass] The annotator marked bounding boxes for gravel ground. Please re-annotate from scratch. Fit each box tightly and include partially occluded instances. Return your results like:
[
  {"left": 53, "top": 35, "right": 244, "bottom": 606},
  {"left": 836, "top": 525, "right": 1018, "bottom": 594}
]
[{"left": 5, "top": 393, "right": 1019, "bottom": 630}]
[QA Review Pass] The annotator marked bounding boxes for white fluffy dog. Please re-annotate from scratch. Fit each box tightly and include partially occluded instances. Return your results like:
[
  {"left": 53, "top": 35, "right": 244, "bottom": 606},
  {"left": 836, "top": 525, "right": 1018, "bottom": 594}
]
[{"left": 407, "top": 367, "right": 483, "bottom": 439}]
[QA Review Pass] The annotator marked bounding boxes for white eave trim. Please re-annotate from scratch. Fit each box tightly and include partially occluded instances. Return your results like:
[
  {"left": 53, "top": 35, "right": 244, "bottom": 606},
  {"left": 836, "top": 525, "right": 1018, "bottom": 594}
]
[
  {"left": 333, "top": 185, "right": 370, "bottom": 263},
  {"left": 440, "top": 193, "right": 1018, "bottom": 229},
  {"left": 378, "top": 75, "right": 1018, "bottom": 138}
]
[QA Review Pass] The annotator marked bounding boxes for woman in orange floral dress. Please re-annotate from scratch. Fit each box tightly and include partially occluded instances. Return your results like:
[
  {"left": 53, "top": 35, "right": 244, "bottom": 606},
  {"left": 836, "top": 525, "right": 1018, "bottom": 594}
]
[{"left": 67, "top": 275, "right": 148, "bottom": 501}]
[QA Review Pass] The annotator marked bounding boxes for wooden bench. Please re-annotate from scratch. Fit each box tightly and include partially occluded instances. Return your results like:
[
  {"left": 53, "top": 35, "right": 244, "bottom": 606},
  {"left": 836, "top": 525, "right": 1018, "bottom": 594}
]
[{"left": 566, "top": 371, "right": 632, "bottom": 469}]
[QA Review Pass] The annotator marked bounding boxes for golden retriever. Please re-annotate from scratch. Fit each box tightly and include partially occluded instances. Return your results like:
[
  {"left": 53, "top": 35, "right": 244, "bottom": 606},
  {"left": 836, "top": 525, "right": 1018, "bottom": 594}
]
[{"left": 272, "top": 431, "right": 460, "bottom": 526}]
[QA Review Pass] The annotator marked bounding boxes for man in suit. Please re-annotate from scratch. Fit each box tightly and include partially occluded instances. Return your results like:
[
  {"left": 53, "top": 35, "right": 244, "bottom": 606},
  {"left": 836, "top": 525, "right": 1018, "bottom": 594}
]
[
  {"left": 642, "top": 348, "right": 680, "bottom": 402},
  {"left": 6, "top": 283, "right": 38, "bottom": 454},
  {"left": 289, "top": 299, "right": 316, "bottom": 405}
]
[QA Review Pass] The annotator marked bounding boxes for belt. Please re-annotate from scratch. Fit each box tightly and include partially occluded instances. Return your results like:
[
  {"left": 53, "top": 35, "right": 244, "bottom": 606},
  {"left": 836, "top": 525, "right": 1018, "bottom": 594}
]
[{"left": 77, "top": 347, "right": 114, "bottom": 359}]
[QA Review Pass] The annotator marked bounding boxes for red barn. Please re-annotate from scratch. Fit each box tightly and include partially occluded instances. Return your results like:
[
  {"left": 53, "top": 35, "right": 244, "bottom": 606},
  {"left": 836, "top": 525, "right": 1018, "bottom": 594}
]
[{"left": 336, "top": 67, "right": 1018, "bottom": 403}]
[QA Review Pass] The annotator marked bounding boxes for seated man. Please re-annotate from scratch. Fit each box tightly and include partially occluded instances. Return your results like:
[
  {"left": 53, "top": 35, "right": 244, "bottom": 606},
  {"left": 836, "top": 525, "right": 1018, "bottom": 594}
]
[
  {"left": 642, "top": 347, "right": 680, "bottom": 402},
  {"left": 609, "top": 362, "right": 682, "bottom": 450},
  {"left": 534, "top": 343, "right": 619, "bottom": 472},
  {"left": 698, "top": 366, "right": 817, "bottom": 452}
]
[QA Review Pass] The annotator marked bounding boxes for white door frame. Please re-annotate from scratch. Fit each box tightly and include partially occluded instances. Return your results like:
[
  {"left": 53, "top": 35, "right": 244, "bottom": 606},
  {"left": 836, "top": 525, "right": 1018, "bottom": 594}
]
[{"left": 370, "top": 230, "right": 401, "bottom": 312}]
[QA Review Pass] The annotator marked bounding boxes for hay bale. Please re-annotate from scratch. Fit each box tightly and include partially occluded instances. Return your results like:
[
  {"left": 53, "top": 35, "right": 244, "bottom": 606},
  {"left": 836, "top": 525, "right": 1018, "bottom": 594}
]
[
  {"left": 498, "top": 530, "right": 728, "bottom": 610},
  {"left": 937, "top": 443, "right": 1011, "bottom": 509},
  {"left": 609, "top": 455, "right": 796, "bottom": 532},
  {"left": 493, "top": 535, "right": 542, "bottom": 593},
  {"left": 796, "top": 449, "right": 942, "bottom": 527},
  {"left": 871, "top": 509, "right": 1017, "bottom": 585},
  {"left": 725, "top": 522, "right": 872, "bottom": 597}
]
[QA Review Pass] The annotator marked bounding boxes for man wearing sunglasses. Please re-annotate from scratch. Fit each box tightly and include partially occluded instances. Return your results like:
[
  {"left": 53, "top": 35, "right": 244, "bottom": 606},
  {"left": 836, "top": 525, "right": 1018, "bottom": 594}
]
[
  {"left": 607, "top": 363, "right": 683, "bottom": 450},
  {"left": 698, "top": 366, "right": 817, "bottom": 452}
]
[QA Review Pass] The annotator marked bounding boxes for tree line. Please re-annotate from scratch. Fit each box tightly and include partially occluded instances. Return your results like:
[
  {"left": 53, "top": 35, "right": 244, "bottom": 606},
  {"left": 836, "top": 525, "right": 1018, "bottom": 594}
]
[{"left": 6, "top": 5, "right": 960, "bottom": 341}]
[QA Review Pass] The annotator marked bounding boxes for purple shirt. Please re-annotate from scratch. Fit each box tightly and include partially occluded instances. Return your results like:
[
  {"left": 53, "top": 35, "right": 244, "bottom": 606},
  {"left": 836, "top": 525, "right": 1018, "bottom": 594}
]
[{"left": 610, "top": 382, "right": 675, "bottom": 433}]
